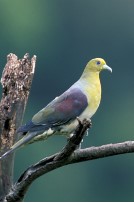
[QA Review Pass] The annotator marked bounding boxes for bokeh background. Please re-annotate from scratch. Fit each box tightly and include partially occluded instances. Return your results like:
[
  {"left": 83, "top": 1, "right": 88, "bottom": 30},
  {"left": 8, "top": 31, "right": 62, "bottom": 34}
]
[{"left": 0, "top": 0, "right": 134, "bottom": 201}]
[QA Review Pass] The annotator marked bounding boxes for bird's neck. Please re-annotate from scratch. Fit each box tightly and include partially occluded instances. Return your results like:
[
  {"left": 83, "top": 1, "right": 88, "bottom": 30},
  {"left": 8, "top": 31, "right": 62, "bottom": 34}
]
[{"left": 80, "top": 71, "right": 100, "bottom": 86}]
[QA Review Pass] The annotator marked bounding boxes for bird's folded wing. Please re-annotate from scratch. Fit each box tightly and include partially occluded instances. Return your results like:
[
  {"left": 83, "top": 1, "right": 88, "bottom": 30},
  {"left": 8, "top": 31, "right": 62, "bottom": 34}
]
[{"left": 18, "top": 87, "right": 88, "bottom": 134}]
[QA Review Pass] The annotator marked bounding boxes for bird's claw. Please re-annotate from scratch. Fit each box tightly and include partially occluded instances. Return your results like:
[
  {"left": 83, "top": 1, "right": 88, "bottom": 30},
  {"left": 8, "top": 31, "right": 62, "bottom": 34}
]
[{"left": 76, "top": 117, "right": 92, "bottom": 128}]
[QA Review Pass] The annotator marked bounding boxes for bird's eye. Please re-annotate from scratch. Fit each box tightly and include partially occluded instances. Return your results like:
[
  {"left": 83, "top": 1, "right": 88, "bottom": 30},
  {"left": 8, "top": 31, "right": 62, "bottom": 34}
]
[{"left": 96, "top": 61, "right": 101, "bottom": 65}]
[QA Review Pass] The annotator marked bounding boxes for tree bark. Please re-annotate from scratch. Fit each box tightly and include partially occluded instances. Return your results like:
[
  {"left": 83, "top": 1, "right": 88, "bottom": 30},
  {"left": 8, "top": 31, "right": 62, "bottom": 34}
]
[{"left": 0, "top": 54, "right": 36, "bottom": 200}]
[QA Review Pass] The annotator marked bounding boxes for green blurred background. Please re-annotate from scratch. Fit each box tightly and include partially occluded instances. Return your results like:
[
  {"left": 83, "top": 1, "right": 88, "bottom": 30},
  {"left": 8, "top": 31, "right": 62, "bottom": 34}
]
[{"left": 0, "top": 0, "right": 134, "bottom": 201}]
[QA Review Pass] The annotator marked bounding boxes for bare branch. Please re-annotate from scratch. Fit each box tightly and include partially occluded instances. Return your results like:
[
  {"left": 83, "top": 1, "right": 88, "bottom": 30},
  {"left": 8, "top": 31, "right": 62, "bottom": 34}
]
[
  {"left": 69, "top": 140, "right": 134, "bottom": 162},
  {"left": 3, "top": 119, "right": 134, "bottom": 202}
]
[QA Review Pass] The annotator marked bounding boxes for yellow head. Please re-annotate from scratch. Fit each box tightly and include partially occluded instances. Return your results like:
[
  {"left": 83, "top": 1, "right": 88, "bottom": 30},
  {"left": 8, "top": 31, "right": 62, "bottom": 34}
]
[{"left": 85, "top": 58, "right": 112, "bottom": 73}]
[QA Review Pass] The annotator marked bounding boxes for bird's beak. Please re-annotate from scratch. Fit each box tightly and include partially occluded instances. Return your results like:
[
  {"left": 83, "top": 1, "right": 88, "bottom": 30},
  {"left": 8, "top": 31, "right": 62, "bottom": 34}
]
[{"left": 102, "top": 64, "right": 112, "bottom": 73}]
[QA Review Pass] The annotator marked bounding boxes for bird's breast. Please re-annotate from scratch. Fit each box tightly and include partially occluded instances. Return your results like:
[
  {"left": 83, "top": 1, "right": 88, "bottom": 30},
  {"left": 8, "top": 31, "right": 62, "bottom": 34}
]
[{"left": 80, "top": 82, "right": 101, "bottom": 119}]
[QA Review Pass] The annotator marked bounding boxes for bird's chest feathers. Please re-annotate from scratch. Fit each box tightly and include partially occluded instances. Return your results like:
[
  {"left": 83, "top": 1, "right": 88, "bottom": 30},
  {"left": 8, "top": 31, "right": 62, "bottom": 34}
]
[{"left": 80, "top": 76, "right": 101, "bottom": 119}]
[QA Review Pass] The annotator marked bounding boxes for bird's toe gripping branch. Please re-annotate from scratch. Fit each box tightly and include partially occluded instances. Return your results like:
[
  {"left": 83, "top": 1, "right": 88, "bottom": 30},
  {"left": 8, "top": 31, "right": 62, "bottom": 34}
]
[
  {"left": 76, "top": 117, "right": 92, "bottom": 128},
  {"left": 75, "top": 118, "right": 92, "bottom": 149},
  {"left": 68, "top": 118, "right": 92, "bottom": 149}
]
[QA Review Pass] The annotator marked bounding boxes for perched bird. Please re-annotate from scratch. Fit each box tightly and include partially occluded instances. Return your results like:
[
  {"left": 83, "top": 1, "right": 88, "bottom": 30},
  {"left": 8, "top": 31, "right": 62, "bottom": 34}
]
[{"left": 0, "top": 58, "right": 112, "bottom": 159}]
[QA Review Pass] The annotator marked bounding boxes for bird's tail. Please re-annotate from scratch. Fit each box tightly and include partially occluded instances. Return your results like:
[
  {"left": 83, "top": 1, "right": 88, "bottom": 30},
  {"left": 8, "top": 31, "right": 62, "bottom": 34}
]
[{"left": 0, "top": 131, "right": 39, "bottom": 160}]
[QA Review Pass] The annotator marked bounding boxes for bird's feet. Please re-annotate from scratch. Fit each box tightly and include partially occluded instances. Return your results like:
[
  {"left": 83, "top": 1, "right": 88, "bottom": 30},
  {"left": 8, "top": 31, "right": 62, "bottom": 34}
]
[{"left": 76, "top": 117, "right": 92, "bottom": 129}]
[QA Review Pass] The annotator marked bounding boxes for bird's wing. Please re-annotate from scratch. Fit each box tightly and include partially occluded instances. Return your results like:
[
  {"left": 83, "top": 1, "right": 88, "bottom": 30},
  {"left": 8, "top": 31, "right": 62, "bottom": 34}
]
[
  {"left": 0, "top": 87, "right": 88, "bottom": 160},
  {"left": 18, "top": 87, "right": 88, "bottom": 133}
]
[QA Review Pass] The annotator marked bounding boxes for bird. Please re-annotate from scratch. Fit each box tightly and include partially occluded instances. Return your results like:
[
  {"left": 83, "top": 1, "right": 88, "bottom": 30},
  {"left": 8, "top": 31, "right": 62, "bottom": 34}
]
[{"left": 0, "top": 58, "right": 112, "bottom": 159}]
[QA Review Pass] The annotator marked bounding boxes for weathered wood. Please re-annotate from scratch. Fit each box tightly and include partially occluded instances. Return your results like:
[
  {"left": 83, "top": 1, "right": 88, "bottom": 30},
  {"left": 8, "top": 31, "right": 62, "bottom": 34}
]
[{"left": 0, "top": 54, "right": 36, "bottom": 200}]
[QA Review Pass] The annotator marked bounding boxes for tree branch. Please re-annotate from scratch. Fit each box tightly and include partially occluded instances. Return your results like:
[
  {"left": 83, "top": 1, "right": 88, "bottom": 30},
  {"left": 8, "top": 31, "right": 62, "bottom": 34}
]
[{"left": 3, "top": 119, "right": 134, "bottom": 202}]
